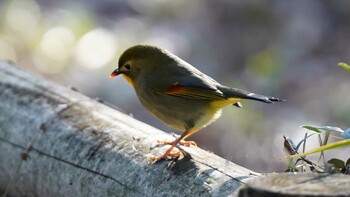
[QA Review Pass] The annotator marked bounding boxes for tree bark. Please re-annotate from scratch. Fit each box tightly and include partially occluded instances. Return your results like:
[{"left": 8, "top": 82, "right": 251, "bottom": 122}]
[
  {"left": 0, "top": 61, "right": 255, "bottom": 197},
  {"left": 239, "top": 173, "right": 350, "bottom": 197}
]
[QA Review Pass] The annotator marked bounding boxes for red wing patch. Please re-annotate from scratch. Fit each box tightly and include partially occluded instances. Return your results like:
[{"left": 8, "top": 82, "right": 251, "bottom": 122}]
[
  {"left": 164, "top": 85, "right": 187, "bottom": 94},
  {"left": 162, "top": 83, "right": 226, "bottom": 100}
]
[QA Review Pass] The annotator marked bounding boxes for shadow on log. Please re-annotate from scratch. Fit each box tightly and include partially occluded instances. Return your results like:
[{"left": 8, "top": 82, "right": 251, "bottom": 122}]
[{"left": 0, "top": 61, "right": 255, "bottom": 197}]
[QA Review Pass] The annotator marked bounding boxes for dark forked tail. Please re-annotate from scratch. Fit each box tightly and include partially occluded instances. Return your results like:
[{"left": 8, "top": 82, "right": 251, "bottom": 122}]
[{"left": 218, "top": 86, "right": 285, "bottom": 103}]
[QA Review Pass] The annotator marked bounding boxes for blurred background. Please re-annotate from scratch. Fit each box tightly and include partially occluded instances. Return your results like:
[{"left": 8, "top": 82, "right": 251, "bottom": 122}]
[{"left": 1, "top": 0, "right": 349, "bottom": 172}]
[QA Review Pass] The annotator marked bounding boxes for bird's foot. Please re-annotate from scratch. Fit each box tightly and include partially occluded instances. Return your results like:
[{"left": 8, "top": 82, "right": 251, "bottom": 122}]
[
  {"left": 157, "top": 134, "right": 197, "bottom": 147},
  {"left": 148, "top": 146, "right": 185, "bottom": 162},
  {"left": 157, "top": 139, "right": 197, "bottom": 147},
  {"left": 149, "top": 133, "right": 196, "bottom": 162}
]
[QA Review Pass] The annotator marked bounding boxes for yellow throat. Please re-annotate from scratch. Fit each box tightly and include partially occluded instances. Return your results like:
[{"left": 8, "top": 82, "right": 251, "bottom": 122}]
[{"left": 122, "top": 74, "right": 136, "bottom": 88}]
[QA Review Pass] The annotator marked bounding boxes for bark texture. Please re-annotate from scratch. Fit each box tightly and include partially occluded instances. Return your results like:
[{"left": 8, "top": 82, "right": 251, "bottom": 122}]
[
  {"left": 239, "top": 173, "right": 350, "bottom": 197},
  {"left": 0, "top": 61, "right": 255, "bottom": 197}
]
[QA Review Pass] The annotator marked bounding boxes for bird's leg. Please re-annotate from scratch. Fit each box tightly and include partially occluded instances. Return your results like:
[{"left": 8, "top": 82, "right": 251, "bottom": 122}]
[
  {"left": 180, "top": 129, "right": 200, "bottom": 146},
  {"left": 149, "top": 129, "right": 199, "bottom": 161},
  {"left": 149, "top": 136, "right": 183, "bottom": 161},
  {"left": 149, "top": 129, "right": 201, "bottom": 161},
  {"left": 178, "top": 140, "right": 197, "bottom": 147},
  {"left": 157, "top": 133, "right": 197, "bottom": 147}
]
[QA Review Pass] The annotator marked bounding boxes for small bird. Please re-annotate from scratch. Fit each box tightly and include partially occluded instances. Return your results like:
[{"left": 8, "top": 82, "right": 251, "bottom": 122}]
[{"left": 110, "top": 45, "right": 284, "bottom": 161}]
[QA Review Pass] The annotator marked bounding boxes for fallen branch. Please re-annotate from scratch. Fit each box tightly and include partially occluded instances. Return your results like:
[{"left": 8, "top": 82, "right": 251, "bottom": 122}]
[{"left": 0, "top": 61, "right": 255, "bottom": 197}]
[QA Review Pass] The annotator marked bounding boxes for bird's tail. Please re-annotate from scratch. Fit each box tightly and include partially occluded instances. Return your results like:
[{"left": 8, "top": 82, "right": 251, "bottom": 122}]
[{"left": 218, "top": 86, "right": 285, "bottom": 103}]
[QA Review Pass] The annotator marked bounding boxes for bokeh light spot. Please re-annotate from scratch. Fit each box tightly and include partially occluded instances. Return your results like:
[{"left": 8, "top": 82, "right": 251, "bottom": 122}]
[
  {"left": 75, "top": 28, "right": 117, "bottom": 69},
  {"left": 5, "top": 0, "right": 40, "bottom": 35},
  {"left": 40, "top": 26, "right": 76, "bottom": 61}
]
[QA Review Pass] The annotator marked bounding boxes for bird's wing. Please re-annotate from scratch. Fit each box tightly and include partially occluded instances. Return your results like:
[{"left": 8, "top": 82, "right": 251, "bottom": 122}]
[
  {"left": 158, "top": 60, "right": 227, "bottom": 100},
  {"left": 162, "top": 81, "right": 226, "bottom": 100}
]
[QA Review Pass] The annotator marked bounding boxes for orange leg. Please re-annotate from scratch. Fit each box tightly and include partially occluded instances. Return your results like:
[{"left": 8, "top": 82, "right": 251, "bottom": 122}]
[
  {"left": 157, "top": 133, "right": 197, "bottom": 147},
  {"left": 149, "top": 129, "right": 200, "bottom": 161}
]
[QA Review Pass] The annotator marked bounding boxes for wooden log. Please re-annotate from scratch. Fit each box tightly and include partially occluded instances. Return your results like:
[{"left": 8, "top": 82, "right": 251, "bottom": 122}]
[
  {"left": 0, "top": 61, "right": 256, "bottom": 197},
  {"left": 239, "top": 173, "right": 350, "bottom": 197}
]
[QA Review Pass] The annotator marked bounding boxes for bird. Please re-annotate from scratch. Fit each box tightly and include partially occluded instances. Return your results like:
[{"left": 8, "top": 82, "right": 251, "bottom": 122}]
[{"left": 110, "top": 44, "right": 284, "bottom": 161}]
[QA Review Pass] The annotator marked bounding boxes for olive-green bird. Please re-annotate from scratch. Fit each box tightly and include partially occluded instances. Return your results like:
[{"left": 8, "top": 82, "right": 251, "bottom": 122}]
[{"left": 110, "top": 45, "right": 284, "bottom": 161}]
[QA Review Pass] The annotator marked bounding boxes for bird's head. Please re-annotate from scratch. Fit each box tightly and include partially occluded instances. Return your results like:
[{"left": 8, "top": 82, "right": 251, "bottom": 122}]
[{"left": 110, "top": 45, "right": 173, "bottom": 87}]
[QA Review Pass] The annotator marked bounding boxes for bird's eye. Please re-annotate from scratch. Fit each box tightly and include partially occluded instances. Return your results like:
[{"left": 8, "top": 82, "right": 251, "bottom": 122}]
[{"left": 124, "top": 64, "right": 131, "bottom": 70}]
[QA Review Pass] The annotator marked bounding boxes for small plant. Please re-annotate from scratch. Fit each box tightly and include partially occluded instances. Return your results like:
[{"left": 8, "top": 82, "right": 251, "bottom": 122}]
[
  {"left": 339, "top": 62, "right": 350, "bottom": 72},
  {"left": 284, "top": 125, "right": 350, "bottom": 173},
  {"left": 284, "top": 63, "right": 350, "bottom": 174}
]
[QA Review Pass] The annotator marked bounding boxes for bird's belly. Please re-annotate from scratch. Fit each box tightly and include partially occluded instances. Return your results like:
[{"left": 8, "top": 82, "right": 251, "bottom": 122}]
[
  {"left": 191, "top": 108, "right": 222, "bottom": 131},
  {"left": 136, "top": 90, "right": 219, "bottom": 131}
]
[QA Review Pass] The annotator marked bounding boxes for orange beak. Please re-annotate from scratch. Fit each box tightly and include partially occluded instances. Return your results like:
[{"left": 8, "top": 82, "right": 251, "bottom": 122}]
[{"left": 109, "top": 69, "right": 120, "bottom": 78}]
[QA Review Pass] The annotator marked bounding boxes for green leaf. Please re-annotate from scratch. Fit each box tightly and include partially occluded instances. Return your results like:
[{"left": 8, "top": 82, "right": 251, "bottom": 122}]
[
  {"left": 295, "top": 133, "right": 314, "bottom": 152},
  {"left": 287, "top": 139, "right": 350, "bottom": 159},
  {"left": 323, "top": 130, "right": 330, "bottom": 145},
  {"left": 327, "top": 158, "right": 345, "bottom": 169},
  {"left": 301, "top": 125, "right": 344, "bottom": 133},
  {"left": 338, "top": 62, "right": 350, "bottom": 72},
  {"left": 301, "top": 125, "right": 322, "bottom": 133}
]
